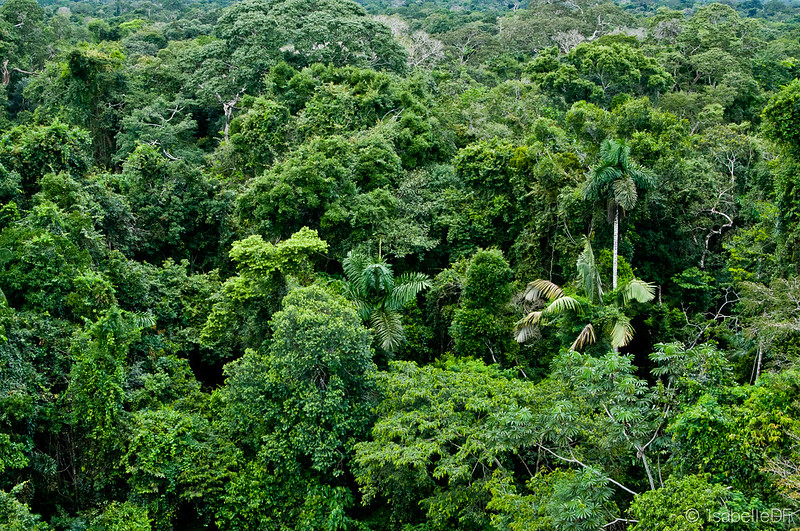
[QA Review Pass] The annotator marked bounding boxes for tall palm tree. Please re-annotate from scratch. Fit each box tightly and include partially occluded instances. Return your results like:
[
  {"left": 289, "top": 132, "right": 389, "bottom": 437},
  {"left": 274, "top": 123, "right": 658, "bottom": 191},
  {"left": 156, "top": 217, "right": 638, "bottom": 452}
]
[
  {"left": 584, "top": 139, "right": 655, "bottom": 290},
  {"left": 343, "top": 251, "right": 431, "bottom": 353},
  {"left": 515, "top": 238, "right": 655, "bottom": 351}
]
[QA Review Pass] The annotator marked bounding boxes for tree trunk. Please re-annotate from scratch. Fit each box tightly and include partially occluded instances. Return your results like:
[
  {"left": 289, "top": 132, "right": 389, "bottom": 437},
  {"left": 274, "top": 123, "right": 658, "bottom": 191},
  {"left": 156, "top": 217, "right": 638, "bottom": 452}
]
[
  {"left": 613, "top": 203, "right": 619, "bottom": 353},
  {"left": 756, "top": 345, "right": 763, "bottom": 381},
  {"left": 640, "top": 450, "right": 656, "bottom": 491},
  {"left": 613, "top": 203, "right": 619, "bottom": 290}
]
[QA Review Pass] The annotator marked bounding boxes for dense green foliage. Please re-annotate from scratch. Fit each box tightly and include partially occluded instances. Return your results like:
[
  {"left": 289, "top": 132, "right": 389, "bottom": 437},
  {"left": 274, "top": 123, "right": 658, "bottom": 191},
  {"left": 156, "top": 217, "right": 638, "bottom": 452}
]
[{"left": 1, "top": 0, "right": 800, "bottom": 527}]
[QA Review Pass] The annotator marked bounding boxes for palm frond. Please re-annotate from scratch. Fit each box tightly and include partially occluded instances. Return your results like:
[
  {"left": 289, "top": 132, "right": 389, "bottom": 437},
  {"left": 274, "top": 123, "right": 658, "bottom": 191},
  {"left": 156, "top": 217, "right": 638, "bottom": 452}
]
[
  {"left": 542, "top": 295, "right": 582, "bottom": 316},
  {"left": 514, "top": 311, "right": 546, "bottom": 343},
  {"left": 610, "top": 316, "right": 635, "bottom": 348},
  {"left": 133, "top": 313, "right": 156, "bottom": 330},
  {"left": 576, "top": 238, "right": 603, "bottom": 304},
  {"left": 584, "top": 165, "right": 622, "bottom": 201},
  {"left": 514, "top": 321, "right": 540, "bottom": 343},
  {"left": 370, "top": 308, "right": 405, "bottom": 352},
  {"left": 523, "top": 279, "right": 564, "bottom": 302},
  {"left": 629, "top": 165, "right": 656, "bottom": 191},
  {"left": 599, "top": 138, "right": 616, "bottom": 161},
  {"left": 343, "top": 283, "right": 373, "bottom": 320},
  {"left": 363, "top": 262, "right": 394, "bottom": 297},
  {"left": 616, "top": 141, "right": 629, "bottom": 167},
  {"left": 600, "top": 138, "right": 628, "bottom": 167},
  {"left": 613, "top": 177, "right": 638, "bottom": 211},
  {"left": 622, "top": 278, "right": 656, "bottom": 305},
  {"left": 343, "top": 251, "right": 370, "bottom": 296},
  {"left": 386, "top": 272, "right": 431, "bottom": 310},
  {"left": 570, "top": 323, "right": 596, "bottom": 351},
  {"left": 516, "top": 310, "right": 543, "bottom": 329}
]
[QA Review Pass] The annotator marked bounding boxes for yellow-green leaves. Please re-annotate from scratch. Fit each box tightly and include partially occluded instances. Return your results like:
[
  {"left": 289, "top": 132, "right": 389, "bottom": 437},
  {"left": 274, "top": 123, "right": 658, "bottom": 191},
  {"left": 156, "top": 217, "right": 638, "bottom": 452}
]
[{"left": 201, "top": 227, "right": 328, "bottom": 357}]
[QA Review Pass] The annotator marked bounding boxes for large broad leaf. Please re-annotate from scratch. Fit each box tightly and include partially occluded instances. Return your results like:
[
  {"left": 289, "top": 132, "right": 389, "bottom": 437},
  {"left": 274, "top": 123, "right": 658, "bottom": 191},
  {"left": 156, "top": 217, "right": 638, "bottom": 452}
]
[
  {"left": 370, "top": 308, "right": 404, "bottom": 352},
  {"left": 523, "top": 279, "right": 564, "bottom": 303},
  {"left": 610, "top": 316, "right": 635, "bottom": 348},
  {"left": 542, "top": 295, "right": 582, "bottom": 316},
  {"left": 570, "top": 323, "right": 596, "bottom": 351},
  {"left": 621, "top": 278, "right": 656, "bottom": 305}
]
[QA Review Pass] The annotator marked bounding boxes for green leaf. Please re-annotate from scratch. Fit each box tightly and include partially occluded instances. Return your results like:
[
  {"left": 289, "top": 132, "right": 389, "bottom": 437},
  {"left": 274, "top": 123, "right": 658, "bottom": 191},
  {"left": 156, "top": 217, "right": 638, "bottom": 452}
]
[
  {"left": 621, "top": 278, "right": 656, "bottom": 305},
  {"left": 386, "top": 272, "right": 431, "bottom": 310},
  {"left": 543, "top": 295, "right": 582, "bottom": 316},
  {"left": 523, "top": 279, "right": 564, "bottom": 302},
  {"left": 610, "top": 316, "right": 634, "bottom": 348},
  {"left": 570, "top": 323, "right": 597, "bottom": 351},
  {"left": 613, "top": 177, "right": 638, "bottom": 212},
  {"left": 370, "top": 308, "right": 405, "bottom": 352}
]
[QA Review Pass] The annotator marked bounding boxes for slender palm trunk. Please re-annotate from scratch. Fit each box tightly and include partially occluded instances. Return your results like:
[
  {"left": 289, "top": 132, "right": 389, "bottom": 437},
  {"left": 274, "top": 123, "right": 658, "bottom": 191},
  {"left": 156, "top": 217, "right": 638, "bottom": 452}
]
[
  {"left": 613, "top": 203, "right": 619, "bottom": 290},
  {"left": 613, "top": 203, "right": 619, "bottom": 353}
]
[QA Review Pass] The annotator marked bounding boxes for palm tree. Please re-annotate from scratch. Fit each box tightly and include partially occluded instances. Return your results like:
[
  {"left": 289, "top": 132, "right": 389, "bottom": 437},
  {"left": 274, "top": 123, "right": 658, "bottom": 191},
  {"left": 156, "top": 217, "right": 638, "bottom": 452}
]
[
  {"left": 584, "top": 139, "right": 655, "bottom": 290},
  {"left": 515, "top": 238, "right": 655, "bottom": 351},
  {"left": 343, "top": 251, "right": 431, "bottom": 353}
]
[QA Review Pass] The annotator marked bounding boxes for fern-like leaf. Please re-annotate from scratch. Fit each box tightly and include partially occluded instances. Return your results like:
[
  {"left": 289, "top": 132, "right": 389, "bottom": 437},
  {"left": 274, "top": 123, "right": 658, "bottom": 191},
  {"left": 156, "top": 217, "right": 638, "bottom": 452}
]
[
  {"left": 613, "top": 176, "right": 638, "bottom": 212},
  {"left": 542, "top": 295, "right": 582, "bottom": 316},
  {"left": 343, "top": 251, "right": 370, "bottom": 296},
  {"left": 386, "top": 272, "right": 431, "bottom": 310},
  {"left": 370, "top": 309, "right": 404, "bottom": 352},
  {"left": 523, "top": 279, "right": 564, "bottom": 302}
]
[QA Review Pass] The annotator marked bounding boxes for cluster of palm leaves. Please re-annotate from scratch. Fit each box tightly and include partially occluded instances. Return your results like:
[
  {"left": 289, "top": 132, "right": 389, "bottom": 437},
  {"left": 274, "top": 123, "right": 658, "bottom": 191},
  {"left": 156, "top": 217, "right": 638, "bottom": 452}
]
[
  {"left": 514, "top": 238, "right": 655, "bottom": 351},
  {"left": 343, "top": 251, "right": 431, "bottom": 352},
  {"left": 583, "top": 138, "right": 655, "bottom": 290}
]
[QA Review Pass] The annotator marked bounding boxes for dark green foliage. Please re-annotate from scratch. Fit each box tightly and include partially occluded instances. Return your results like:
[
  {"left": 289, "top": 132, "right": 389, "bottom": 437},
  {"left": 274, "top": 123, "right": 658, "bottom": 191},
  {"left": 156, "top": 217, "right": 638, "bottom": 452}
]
[
  {"left": 629, "top": 474, "right": 770, "bottom": 531},
  {"left": 214, "top": 285, "right": 377, "bottom": 527},
  {"left": 1, "top": 0, "right": 800, "bottom": 527},
  {"left": 451, "top": 249, "right": 518, "bottom": 364},
  {"left": 225, "top": 96, "right": 290, "bottom": 177},
  {"left": 25, "top": 44, "right": 127, "bottom": 166},
  {"left": 445, "top": 138, "right": 525, "bottom": 255},
  {"left": 0, "top": 122, "right": 92, "bottom": 196},
  {"left": 0, "top": 485, "right": 50, "bottom": 530},
  {"left": 118, "top": 144, "right": 232, "bottom": 267}
]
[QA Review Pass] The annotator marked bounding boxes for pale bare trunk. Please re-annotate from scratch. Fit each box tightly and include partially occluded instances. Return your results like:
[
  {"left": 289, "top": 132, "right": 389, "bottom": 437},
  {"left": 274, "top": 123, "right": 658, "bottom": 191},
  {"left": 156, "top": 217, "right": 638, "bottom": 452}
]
[
  {"left": 756, "top": 345, "right": 763, "bottom": 381},
  {"left": 613, "top": 203, "right": 619, "bottom": 353},
  {"left": 640, "top": 451, "right": 656, "bottom": 490},
  {"left": 613, "top": 203, "right": 619, "bottom": 291}
]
